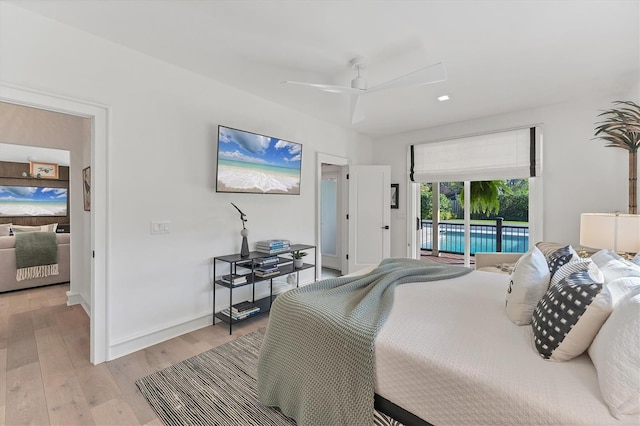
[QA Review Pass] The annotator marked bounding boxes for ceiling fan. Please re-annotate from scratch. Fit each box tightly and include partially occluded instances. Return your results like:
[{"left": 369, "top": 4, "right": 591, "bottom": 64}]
[{"left": 282, "top": 57, "right": 447, "bottom": 124}]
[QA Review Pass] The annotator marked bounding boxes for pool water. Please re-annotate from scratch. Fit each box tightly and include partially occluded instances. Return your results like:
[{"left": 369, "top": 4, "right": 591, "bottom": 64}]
[{"left": 421, "top": 225, "right": 529, "bottom": 254}]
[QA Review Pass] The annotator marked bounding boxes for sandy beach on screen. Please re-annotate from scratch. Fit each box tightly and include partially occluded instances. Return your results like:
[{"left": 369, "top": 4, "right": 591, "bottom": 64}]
[{"left": 217, "top": 165, "right": 300, "bottom": 194}]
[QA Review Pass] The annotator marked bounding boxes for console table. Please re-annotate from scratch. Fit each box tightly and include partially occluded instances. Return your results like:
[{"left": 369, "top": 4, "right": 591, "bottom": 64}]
[{"left": 213, "top": 244, "right": 316, "bottom": 334}]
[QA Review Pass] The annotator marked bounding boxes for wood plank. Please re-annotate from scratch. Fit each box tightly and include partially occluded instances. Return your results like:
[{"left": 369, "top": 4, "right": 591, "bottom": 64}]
[
  {"left": 5, "top": 362, "right": 49, "bottom": 425},
  {"left": 105, "top": 351, "right": 159, "bottom": 425},
  {"left": 90, "top": 397, "right": 141, "bottom": 426},
  {"left": 44, "top": 371, "right": 95, "bottom": 426},
  {"left": 0, "top": 348, "right": 6, "bottom": 426},
  {"left": 6, "top": 311, "right": 38, "bottom": 371},
  {"left": 32, "top": 305, "right": 63, "bottom": 330},
  {"left": 61, "top": 326, "right": 91, "bottom": 370},
  {"left": 35, "top": 325, "right": 74, "bottom": 378},
  {"left": 76, "top": 363, "right": 122, "bottom": 408}
]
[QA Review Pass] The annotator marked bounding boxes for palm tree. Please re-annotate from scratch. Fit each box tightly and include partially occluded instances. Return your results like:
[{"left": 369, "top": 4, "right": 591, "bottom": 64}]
[{"left": 594, "top": 101, "right": 640, "bottom": 214}]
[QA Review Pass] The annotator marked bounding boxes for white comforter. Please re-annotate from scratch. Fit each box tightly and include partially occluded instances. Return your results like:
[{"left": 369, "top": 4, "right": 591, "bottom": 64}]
[{"left": 374, "top": 269, "right": 629, "bottom": 425}]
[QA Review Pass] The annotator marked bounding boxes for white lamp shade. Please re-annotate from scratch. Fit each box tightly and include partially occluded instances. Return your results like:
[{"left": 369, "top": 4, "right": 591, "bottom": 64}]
[{"left": 580, "top": 213, "right": 640, "bottom": 253}]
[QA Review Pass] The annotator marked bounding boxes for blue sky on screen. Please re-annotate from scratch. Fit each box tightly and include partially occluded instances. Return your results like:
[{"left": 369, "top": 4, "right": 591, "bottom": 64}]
[
  {"left": 218, "top": 126, "right": 301, "bottom": 169},
  {"left": 0, "top": 186, "right": 68, "bottom": 201}
]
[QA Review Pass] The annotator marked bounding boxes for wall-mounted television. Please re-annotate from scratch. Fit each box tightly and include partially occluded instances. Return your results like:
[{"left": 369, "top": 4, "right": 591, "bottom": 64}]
[
  {"left": 216, "top": 125, "right": 302, "bottom": 195},
  {"left": 0, "top": 185, "right": 68, "bottom": 217}
]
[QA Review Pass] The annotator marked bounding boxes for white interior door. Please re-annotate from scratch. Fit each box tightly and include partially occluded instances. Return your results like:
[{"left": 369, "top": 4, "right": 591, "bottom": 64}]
[
  {"left": 321, "top": 165, "right": 341, "bottom": 270},
  {"left": 347, "top": 165, "right": 391, "bottom": 273}
]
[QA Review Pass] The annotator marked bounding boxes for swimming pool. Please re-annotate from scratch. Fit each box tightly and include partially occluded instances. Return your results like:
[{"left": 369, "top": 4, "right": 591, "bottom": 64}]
[{"left": 420, "top": 222, "right": 529, "bottom": 254}]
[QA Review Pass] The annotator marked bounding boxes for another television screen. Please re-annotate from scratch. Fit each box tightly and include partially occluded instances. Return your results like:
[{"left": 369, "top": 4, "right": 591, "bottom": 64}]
[
  {"left": 0, "top": 185, "right": 68, "bottom": 217},
  {"left": 216, "top": 125, "right": 302, "bottom": 195}
]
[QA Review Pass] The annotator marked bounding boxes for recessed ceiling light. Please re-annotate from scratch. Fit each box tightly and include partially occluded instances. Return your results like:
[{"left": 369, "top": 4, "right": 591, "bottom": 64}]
[{"left": 438, "top": 95, "right": 450, "bottom": 102}]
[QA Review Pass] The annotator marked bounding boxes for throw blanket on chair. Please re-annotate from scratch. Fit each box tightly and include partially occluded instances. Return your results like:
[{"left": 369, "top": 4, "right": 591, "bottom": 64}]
[
  {"left": 257, "top": 257, "right": 471, "bottom": 426},
  {"left": 15, "top": 232, "right": 59, "bottom": 281}
]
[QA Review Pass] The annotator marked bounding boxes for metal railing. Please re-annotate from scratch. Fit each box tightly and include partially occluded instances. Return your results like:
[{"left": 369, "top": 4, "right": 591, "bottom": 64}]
[{"left": 420, "top": 218, "right": 529, "bottom": 255}]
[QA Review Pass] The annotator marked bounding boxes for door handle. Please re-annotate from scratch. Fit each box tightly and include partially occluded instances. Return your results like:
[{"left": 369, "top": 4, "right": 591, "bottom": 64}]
[{"left": 381, "top": 225, "right": 389, "bottom": 230}]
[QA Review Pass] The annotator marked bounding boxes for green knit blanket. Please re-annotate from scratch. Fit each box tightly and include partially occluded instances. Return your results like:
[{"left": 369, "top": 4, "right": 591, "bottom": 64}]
[
  {"left": 15, "top": 232, "right": 59, "bottom": 281},
  {"left": 257, "top": 257, "right": 471, "bottom": 426}
]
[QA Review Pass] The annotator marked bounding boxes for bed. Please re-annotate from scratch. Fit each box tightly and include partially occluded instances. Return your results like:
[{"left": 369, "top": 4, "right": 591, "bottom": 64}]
[{"left": 258, "top": 253, "right": 640, "bottom": 426}]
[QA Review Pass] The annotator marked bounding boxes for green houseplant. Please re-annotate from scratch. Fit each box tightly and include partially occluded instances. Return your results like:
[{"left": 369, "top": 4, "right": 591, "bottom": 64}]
[
  {"left": 594, "top": 100, "right": 640, "bottom": 214},
  {"left": 458, "top": 180, "right": 513, "bottom": 216},
  {"left": 292, "top": 250, "right": 307, "bottom": 268}
]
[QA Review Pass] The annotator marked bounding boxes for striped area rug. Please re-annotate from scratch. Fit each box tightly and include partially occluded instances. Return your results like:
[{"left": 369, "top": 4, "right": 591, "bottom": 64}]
[{"left": 136, "top": 327, "right": 402, "bottom": 426}]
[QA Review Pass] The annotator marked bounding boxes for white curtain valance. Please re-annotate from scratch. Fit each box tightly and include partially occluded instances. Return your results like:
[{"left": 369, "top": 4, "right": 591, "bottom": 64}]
[{"left": 410, "top": 127, "right": 541, "bottom": 182}]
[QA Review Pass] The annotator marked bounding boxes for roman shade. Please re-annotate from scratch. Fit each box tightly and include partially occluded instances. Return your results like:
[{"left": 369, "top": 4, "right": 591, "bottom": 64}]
[{"left": 410, "top": 127, "right": 541, "bottom": 182}]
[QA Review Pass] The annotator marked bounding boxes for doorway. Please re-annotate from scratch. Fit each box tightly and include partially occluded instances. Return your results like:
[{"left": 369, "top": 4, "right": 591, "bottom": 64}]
[
  {"left": 321, "top": 164, "right": 342, "bottom": 275},
  {"left": 316, "top": 153, "right": 349, "bottom": 278},
  {"left": 1, "top": 84, "right": 108, "bottom": 364}
]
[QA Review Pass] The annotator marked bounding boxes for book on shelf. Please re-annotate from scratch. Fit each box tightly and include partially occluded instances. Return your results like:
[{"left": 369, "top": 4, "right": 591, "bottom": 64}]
[
  {"left": 255, "top": 270, "right": 280, "bottom": 278},
  {"left": 255, "top": 265, "right": 278, "bottom": 273},
  {"left": 256, "top": 240, "right": 291, "bottom": 254},
  {"left": 256, "top": 246, "right": 290, "bottom": 255},
  {"left": 256, "top": 239, "right": 290, "bottom": 248},
  {"left": 255, "top": 256, "right": 279, "bottom": 267},
  {"left": 231, "top": 300, "right": 257, "bottom": 312},
  {"left": 231, "top": 307, "right": 260, "bottom": 316},
  {"left": 220, "top": 307, "right": 260, "bottom": 320},
  {"left": 220, "top": 274, "right": 247, "bottom": 285}
]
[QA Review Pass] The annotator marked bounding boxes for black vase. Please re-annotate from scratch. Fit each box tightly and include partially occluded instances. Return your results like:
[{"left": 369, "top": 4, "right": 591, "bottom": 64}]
[{"left": 241, "top": 236, "right": 249, "bottom": 257}]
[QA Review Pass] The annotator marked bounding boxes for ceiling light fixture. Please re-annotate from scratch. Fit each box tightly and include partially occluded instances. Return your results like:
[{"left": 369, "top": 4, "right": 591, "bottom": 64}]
[{"left": 438, "top": 95, "right": 450, "bottom": 102}]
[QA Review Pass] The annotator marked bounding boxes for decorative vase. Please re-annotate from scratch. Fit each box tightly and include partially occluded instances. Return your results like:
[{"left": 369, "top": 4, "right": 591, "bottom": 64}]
[
  {"left": 294, "top": 258, "right": 304, "bottom": 268},
  {"left": 240, "top": 228, "right": 249, "bottom": 257}
]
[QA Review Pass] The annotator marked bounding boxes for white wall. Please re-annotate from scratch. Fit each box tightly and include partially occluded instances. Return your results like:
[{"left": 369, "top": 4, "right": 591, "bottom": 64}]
[
  {"left": 0, "top": 3, "right": 372, "bottom": 359},
  {"left": 373, "top": 95, "right": 638, "bottom": 257}
]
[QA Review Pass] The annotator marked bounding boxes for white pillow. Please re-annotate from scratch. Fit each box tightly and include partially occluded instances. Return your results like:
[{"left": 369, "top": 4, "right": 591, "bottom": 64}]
[
  {"left": 532, "top": 263, "right": 611, "bottom": 361},
  {"left": 10, "top": 223, "right": 58, "bottom": 234},
  {"left": 592, "top": 249, "right": 640, "bottom": 282},
  {"left": 630, "top": 252, "right": 640, "bottom": 267},
  {"left": 588, "top": 287, "right": 640, "bottom": 420},
  {"left": 0, "top": 223, "right": 12, "bottom": 236},
  {"left": 505, "top": 246, "right": 550, "bottom": 325},
  {"left": 606, "top": 276, "right": 640, "bottom": 307}
]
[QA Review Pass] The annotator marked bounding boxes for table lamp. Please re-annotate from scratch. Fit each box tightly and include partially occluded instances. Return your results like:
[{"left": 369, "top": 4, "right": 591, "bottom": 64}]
[{"left": 579, "top": 212, "right": 640, "bottom": 258}]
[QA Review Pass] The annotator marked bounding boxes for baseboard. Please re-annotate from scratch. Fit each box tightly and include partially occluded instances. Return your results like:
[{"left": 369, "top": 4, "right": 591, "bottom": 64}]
[
  {"left": 108, "top": 312, "right": 212, "bottom": 361},
  {"left": 66, "top": 290, "right": 90, "bottom": 315}
]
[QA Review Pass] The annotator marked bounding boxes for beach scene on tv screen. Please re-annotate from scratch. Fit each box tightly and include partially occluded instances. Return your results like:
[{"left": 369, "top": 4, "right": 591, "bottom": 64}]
[
  {"left": 217, "top": 126, "right": 302, "bottom": 194},
  {"left": 0, "top": 186, "right": 68, "bottom": 216}
]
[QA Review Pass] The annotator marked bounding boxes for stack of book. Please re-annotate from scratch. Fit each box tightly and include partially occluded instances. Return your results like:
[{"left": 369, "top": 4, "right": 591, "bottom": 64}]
[
  {"left": 220, "top": 301, "right": 260, "bottom": 320},
  {"left": 255, "top": 265, "right": 279, "bottom": 278},
  {"left": 256, "top": 239, "right": 290, "bottom": 254},
  {"left": 255, "top": 255, "right": 279, "bottom": 268},
  {"left": 220, "top": 273, "right": 247, "bottom": 285}
]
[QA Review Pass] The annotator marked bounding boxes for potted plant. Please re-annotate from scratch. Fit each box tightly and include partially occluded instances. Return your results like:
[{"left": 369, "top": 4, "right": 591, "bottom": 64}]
[
  {"left": 292, "top": 250, "right": 307, "bottom": 268},
  {"left": 594, "top": 101, "right": 640, "bottom": 214},
  {"left": 458, "top": 180, "right": 513, "bottom": 216}
]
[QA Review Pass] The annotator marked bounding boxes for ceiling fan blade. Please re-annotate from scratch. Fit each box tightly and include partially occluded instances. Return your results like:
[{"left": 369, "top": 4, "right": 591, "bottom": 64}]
[
  {"left": 350, "top": 95, "right": 365, "bottom": 124},
  {"left": 367, "top": 62, "right": 447, "bottom": 93},
  {"left": 282, "top": 80, "right": 362, "bottom": 95}
]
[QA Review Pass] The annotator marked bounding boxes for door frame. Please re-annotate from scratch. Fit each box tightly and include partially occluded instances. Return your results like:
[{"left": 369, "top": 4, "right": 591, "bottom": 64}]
[
  {"left": 316, "top": 153, "right": 350, "bottom": 280},
  {"left": 0, "top": 83, "right": 109, "bottom": 364}
]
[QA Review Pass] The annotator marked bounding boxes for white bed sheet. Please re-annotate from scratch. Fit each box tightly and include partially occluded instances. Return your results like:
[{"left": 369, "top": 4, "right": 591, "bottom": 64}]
[{"left": 375, "top": 270, "right": 632, "bottom": 425}]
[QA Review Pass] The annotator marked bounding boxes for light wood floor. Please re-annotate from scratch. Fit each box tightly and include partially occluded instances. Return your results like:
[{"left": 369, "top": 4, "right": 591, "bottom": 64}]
[{"left": 0, "top": 283, "right": 269, "bottom": 425}]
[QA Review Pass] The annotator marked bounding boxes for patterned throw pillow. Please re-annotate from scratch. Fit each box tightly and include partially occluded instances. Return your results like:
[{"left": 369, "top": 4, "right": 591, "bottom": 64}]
[
  {"left": 549, "top": 258, "right": 598, "bottom": 289},
  {"left": 546, "top": 245, "right": 575, "bottom": 275},
  {"left": 532, "top": 265, "right": 611, "bottom": 361},
  {"left": 632, "top": 252, "right": 640, "bottom": 267},
  {"left": 505, "top": 246, "right": 550, "bottom": 325}
]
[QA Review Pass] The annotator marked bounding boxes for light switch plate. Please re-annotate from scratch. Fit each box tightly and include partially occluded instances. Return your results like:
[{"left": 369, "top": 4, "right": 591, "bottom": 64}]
[{"left": 151, "top": 220, "right": 170, "bottom": 234}]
